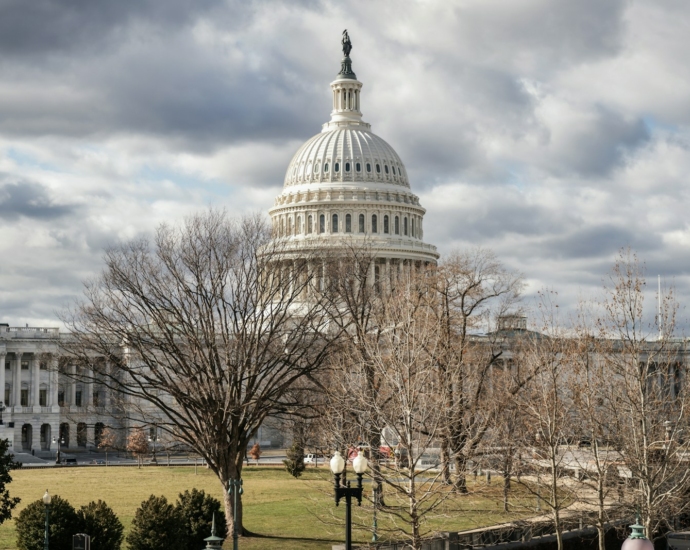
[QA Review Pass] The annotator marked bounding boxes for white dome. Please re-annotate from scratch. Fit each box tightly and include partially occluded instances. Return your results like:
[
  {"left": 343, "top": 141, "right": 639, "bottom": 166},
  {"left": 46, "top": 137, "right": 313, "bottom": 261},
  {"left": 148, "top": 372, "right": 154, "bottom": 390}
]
[{"left": 284, "top": 128, "right": 410, "bottom": 188}]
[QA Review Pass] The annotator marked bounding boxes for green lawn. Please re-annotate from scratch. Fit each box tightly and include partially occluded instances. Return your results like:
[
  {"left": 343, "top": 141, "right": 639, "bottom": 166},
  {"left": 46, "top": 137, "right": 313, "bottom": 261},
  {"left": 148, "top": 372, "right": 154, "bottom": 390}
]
[{"left": 0, "top": 465, "right": 535, "bottom": 549}]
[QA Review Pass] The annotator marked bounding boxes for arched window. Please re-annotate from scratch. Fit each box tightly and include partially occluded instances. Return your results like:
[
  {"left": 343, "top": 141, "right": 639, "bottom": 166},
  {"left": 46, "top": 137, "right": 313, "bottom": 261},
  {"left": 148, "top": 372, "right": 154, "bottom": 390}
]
[
  {"left": 359, "top": 214, "right": 365, "bottom": 233},
  {"left": 376, "top": 164, "right": 381, "bottom": 173},
  {"left": 345, "top": 162, "right": 351, "bottom": 172},
  {"left": 308, "top": 215, "right": 313, "bottom": 234},
  {"left": 384, "top": 165, "right": 389, "bottom": 174},
  {"left": 366, "top": 163, "right": 372, "bottom": 173},
  {"left": 383, "top": 215, "right": 389, "bottom": 234},
  {"left": 411, "top": 218, "right": 416, "bottom": 238},
  {"left": 324, "top": 163, "right": 329, "bottom": 173},
  {"left": 297, "top": 215, "right": 302, "bottom": 234},
  {"left": 404, "top": 217, "right": 408, "bottom": 236},
  {"left": 392, "top": 166, "right": 396, "bottom": 175},
  {"left": 332, "top": 214, "right": 339, "bottom": 233},
  {"left": 77, "top": 423, "right": 87, "bottom": 447},
  {"left": 356, "top": 162, "right": 361, "bottom": 172},
  {"left": 372, "top": 214, "right": 378, "bottom": 233},
  {"left": 334, "top": 162, "right": 340, "bottom": 173},
  {"left": 345, "top": 214, "right": 352, "bottom": 233},
  {"left": 319, "top": 214, "right": 325, "bottom": 234},
  {"left": 395, "top": 216, "right": 400, "bottom": 235}
]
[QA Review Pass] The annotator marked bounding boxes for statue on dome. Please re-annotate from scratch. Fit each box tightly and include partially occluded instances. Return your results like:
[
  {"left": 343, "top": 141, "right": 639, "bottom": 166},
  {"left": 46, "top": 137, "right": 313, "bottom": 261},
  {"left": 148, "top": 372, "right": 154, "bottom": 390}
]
[{"left": 342, "top": 30, "right": 352, "bottom": 57}]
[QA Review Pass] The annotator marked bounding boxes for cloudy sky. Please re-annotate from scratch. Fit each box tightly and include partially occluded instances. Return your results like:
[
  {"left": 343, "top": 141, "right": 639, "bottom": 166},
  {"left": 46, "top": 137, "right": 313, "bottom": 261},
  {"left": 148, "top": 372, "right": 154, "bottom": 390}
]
[{"left": 0, "top": 0, "right": 688, "bottom": 329}]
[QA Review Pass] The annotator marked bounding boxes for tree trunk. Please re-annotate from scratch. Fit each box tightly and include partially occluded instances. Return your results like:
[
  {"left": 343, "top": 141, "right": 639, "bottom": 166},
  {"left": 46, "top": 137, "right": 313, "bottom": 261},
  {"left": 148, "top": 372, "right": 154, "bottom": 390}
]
[
  {"left": 440, "top": 436, "right": 452, "bottom": 485},
  {"left": 453, "top": 454, "right": 468, "bottom": 493}
]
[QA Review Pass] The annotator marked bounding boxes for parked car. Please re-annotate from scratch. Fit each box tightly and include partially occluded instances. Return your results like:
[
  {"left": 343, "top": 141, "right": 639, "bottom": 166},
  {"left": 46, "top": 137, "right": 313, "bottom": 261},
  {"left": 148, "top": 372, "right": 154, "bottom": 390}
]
[
  {"left": 63, "top": 458, "right": 78, "bottom": 466},
  {"left": 303, "top": 453, "right": 324, "bottom": 464}
]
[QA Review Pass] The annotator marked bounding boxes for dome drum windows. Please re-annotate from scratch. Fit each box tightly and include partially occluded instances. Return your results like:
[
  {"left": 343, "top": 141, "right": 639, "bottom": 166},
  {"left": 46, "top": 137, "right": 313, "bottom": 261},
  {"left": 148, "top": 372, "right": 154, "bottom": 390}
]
[
  {"left": 308, "top": 215, "right": 313, "bottom": 234},
  {"left": 383, "top": 215, "right": 389, "bottom": 234},
  {"left": 372, "top": 214, "right": 378, "bottom": 233},
  {"left": 319, "top": 214, "right": 325, "bottom": 234},
  {"left": 376, "top": 164, "right": 381, "bottom": 173},
  {"left": 384, "top": 165, "right": 389, "bottom": 174},
  {"left": 395, "top": 216, "right": 400, "bottom": 235},
  {"left": 359, "top": 214, "right": 365, "bottom": 233},
  {"left": 332, "top": 214, "right": 339, "bottom": 233},
  {"left": 404, "top": 217, "right": 409, "bottom": 236},
  {"left": 366, "top": 163, "right": 372, "bottom": 173},
  {"left": 356, "top": 162, "right": 361, "bottom": 172},
  {"left": 345, "top": 214, "right": 352, "bottom": 232},
  {"left": 335, "top": 162, "right": 340, "bottom": 173},
  {"left": 324, "top": 163, "right": 329, "bottom": 173}
]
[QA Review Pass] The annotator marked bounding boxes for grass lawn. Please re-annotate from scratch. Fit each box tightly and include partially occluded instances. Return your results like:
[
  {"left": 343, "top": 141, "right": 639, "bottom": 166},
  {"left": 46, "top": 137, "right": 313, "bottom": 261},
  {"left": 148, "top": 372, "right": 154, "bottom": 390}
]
[{"left": 0, "top": 465, "right": 535, "bottom": 549}]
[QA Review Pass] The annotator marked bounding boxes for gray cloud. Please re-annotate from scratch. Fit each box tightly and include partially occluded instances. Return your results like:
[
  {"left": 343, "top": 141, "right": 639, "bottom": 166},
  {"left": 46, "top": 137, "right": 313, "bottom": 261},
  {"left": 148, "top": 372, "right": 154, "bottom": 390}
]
[{"left": 0, "top": 177, "right": 77, "bottom": 221}]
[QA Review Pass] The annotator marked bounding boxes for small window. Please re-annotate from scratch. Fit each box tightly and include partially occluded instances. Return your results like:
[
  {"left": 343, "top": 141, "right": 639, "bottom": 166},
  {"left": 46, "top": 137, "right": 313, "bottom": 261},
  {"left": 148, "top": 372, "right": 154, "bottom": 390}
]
[
  {"left": 404, "top": 217, "right": 408, "bottom": 236},
  {"left": 324, "top": 163, "right": 329, "bottom": 173},
  {"left": 334, "top": 162, "right": 340, "bottom": 173},
  {"left": 392, "top": 166, "right": 396, "bottom": 175},
  {"left": 21, "top": 389, "right": 28, "bottom": 407},
  {"left": 366, "top": 163, "right": 372, "bottom": 173},
  {"left": 332, "top": 214, "right": 339, "bottom": 233},
  {"left": 384, "top": 215, "right": 389, "bottom": 234},
  {"left": 372, "top": 214, "right": 378, "bottom": 233},
  {"left": 376, "top": 164, "right": 381, "bottom": 173},
  {"left": 359, "top": 214, "right": 365, "bottom": 233},
  {"left": 75, "top": 390, "right": 82, "bottom": 407},
  {"left": 356, "top": 162, "right": 361, "bottom": 172},
  {"left": 21, "top": 361, "right": 29, "bottom": 370},
  {"left": 345, "top": 214, "right": 352, "bottom": 233},
  {"left": 308, "top": 215, "right": 313, "bottom": 234},
  {"left": 384, "top": 165, "right": 389, "bottom": 174},
  {"left": 345, "top": 162, "right": 351, "bottom": 172},
  {"left": 319, "top": 214, "right": 325, "bottom": 234},
  {"left": 58, "top": 389, "right": 65, "bottom": 407},
  {"left": 39, "top": 389, "right": 47, "bottom": 407},
  {"left": 395, "top": 216, "right": 400, "bottom": 235}
]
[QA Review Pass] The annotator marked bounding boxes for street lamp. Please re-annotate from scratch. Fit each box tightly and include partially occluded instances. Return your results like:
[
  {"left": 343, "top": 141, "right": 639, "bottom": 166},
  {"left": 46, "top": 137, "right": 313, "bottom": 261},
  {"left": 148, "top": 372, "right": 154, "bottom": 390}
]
[
  {"left": 621, "top": 516, "right": 654, "bottom": 550},
  {"left": 42, "top": 489, "right": 51, "bottom": 550},
  {"left": 228, "top": 478, "right": 243, "bottom": 550},
  {"left": 330, "top": 450, "right": 368, "bottom": 550},
  {"left": 148, "top": 429, "right": 158, "bottom": 465},
  {"left": 52, "top": 436, "right": 65, "bottom": 465}
]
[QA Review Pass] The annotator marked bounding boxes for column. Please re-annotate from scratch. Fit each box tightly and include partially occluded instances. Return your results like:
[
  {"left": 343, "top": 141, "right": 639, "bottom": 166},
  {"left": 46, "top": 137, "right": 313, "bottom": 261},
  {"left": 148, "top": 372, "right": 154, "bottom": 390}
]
[
  {"left": 32, "top": 355, "right": 40, "bottom": 411},
  {"left": 50, "top": 356, "right": 59, "bottom": 412},
  {"left": 0, "top": 352, "right": 5, "bottom": 407},
  {"left": 86, "top": 368, "right": 93, "bottom": 408},
  {"left": 70, "top": 365, "right": 77, "bottom": 411},
  {"left": 13, "top": 352, "right": 22, "bottom": 412}
]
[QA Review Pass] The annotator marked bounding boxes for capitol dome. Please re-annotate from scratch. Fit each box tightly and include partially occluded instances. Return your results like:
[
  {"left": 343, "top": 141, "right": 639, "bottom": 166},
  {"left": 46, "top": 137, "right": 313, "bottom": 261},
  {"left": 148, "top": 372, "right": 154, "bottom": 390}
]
[{"left": 269, "top": 32, "right": 438, "bottom": 269}]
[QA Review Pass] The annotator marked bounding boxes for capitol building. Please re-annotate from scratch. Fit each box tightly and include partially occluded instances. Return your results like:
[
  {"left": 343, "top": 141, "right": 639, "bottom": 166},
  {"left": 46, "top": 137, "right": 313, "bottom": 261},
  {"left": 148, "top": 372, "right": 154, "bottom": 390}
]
[{"left": 0, "top": 35, "right": 438, "bottom": 456}]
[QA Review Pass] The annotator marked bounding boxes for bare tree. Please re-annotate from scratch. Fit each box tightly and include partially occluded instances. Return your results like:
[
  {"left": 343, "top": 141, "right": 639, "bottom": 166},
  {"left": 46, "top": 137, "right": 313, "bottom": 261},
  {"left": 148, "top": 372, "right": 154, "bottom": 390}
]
[
  {"left": 430, "top": 248, "right": 523, "bottom": 490},
  {"left": 61, "top": 210, "right": 337, "bottom": 535},
  {"left": 514, "top": 292, "right": 575, "bottom": 550},
  {"left": 595, "top": 250, "right": 690, "bottom": 539},
  {"left": 331, "top": 276, "right": 453, "bottom": 550},
  {"left": 126, "top": 428, "right": 149, "bottom": 469}
]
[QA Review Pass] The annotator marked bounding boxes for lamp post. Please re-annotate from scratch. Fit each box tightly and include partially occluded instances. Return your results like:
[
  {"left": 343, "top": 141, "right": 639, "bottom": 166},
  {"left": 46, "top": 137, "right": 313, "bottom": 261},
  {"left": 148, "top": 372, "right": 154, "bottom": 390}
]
[
  {"left": 148, "top": 428, "right": 158, "bottom": 465},
  {"left": 228, "top": 478, "right": 243, "bottom": 550},
  {"left": 330, "top": 450, "right": 368, "bottom": 550},
  {"left": 52, "top": 436, "right": 65, "bottom": 465},
  {"left": 42, "top": 489, "right": 51, "bottom": 550}
]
